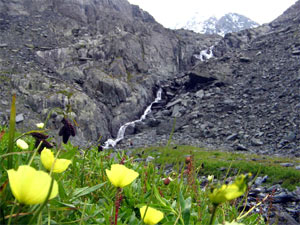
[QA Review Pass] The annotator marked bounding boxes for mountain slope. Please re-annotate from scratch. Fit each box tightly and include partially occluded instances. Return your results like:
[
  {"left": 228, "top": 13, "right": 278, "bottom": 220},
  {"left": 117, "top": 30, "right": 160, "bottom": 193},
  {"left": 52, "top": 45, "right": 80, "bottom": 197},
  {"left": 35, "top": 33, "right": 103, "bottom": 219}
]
[
  {"left": 180, "top": 13, "right": 259, "bottom": 36},
  {"left": 122, "top": 2, "right": 300, "bottom": 160},
  {"left": 0, "top": 0, "right": 220, "bottom": 144}
]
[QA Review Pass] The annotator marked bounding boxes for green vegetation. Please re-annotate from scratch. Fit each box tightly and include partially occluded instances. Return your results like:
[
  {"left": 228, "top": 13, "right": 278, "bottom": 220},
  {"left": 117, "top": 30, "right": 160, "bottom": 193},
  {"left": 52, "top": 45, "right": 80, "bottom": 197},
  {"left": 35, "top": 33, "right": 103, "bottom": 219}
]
[
  {"left": 0, "top": 129, "right": 264, "bottom": 224},
  {"left": 130, "top": 145, "right": 300, "bottom": 190},
  {"left": 1, "top": 95, "right": 299, "bottom": 224}
]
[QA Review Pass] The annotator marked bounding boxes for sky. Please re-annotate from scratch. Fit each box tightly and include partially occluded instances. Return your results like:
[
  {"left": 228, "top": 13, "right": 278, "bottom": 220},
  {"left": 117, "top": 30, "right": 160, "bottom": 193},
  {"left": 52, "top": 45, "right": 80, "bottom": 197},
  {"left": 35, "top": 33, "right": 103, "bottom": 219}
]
[{"left": 127, "top": 0, "right": 298, "bottom": 28}]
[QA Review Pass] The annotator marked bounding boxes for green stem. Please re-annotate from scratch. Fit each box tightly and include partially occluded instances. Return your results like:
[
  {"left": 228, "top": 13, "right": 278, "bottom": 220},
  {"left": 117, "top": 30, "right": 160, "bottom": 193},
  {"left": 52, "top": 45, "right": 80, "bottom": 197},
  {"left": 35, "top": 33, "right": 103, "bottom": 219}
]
[
  {"left": 48, "top": 206, "right": 51, "bottom": 225},
  {"left": 28, "top": 141, "right": 43, "bottom": 166},
  {"left": 7, "top": 94, "right": 16, "bottom": 169},
  {"left": 79, "top": 199, "right": 87, "bottom": 225},
  {"left": 81, "top": 149, "right": 88, "bottom": 186},
  {"left": 7, "top": 199, "right": 17, "bottom": 225},
  {"left": 209, "top": 204, "right": 219, "bottom": 225}
]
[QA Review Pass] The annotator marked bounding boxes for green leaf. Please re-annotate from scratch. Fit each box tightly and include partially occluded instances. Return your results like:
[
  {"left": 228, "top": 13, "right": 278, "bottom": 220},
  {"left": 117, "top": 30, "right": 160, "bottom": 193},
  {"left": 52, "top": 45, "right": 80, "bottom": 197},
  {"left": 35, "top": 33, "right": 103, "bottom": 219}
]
[
  {"left": 59, "top": 144, "right": 79, "bottom": 159},
  {"left": 58, "top": 181, "right": 67, "bottom": 200},
  {"left": 153, "top": 185, "right": 167, "bottom": 207},
  {"left": 179, "top": 192, "right": 191, "bottom": 225},
  {"left": 71, "top": 182, "right": 106, "bottom": 200},
  {"left": 61, "top": 143, "right": 78, "bottom": 159},
  {"left": 171, "top": 200, "right": 177, "bottom": 210}
]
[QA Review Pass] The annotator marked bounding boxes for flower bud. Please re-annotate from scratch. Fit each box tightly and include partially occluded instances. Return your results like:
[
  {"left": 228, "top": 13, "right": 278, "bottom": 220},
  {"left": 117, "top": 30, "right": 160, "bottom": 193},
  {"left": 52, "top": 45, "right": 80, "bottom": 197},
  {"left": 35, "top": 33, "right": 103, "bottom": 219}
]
[
  {"left": 185, "top": 156, "right": 191, "bottom": 164},
  {"left": 16, "top": 139, "right": 29, "bottom": 150},
  {"left": 163, "top": 177, "right": 170, "bottom": 185}
]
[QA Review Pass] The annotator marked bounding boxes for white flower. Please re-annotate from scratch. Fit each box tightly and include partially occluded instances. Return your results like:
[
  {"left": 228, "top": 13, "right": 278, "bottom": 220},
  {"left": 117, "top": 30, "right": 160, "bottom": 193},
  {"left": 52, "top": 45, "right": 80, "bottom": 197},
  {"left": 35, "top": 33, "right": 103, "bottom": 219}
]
[
  {"left": 36, "top": 123, "right": 45, "bottom": 129},
  {"left": 207, "top": 175, "right": 214, "bottom": 182},
  {"left": 16, "top": 139, "right": 29, "bottom": 150}
]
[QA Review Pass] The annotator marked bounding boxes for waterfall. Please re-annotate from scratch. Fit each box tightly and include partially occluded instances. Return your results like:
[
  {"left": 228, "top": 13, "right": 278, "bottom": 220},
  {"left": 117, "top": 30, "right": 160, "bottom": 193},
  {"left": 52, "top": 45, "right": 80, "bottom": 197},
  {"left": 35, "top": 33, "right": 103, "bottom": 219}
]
[
  {"left": 103, "top": 88, "right": 162, "bottom": 148},
  {"left": 194, "top": 46, "right": 214, "bottom": 61}
]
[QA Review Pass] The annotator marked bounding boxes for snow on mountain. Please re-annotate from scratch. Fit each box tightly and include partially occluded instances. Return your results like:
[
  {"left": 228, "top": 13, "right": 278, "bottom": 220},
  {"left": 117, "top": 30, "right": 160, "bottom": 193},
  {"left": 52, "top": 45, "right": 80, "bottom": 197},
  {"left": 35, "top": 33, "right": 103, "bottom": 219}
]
[{"left": 177, "top": 13, "right": 259, "bottom": 36}]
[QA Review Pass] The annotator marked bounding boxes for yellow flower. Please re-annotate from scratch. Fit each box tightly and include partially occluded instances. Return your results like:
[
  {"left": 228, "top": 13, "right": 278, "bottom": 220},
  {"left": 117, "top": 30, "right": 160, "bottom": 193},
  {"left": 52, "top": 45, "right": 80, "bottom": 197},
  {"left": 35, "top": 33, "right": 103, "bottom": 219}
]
[
  {"left": 7, "top": 165, "right": 58, "bottom": 205},
  {"left": 209, "top": 174, "right": 247, "bottom": 204},
  {"left": 36, "top": 123, "right": 45, "bottom": 129},
  {"left": 41, "top": 148, "right": 71, "bottom": 173},
  {"left": 16, "top": 139, "right": 29, "bottom": 150},
  {"left": 140, "top": 206, "right": 164, "bottom": 225},
  {"left": 105, "top": 164, "right": 139, "bottom": 188}
]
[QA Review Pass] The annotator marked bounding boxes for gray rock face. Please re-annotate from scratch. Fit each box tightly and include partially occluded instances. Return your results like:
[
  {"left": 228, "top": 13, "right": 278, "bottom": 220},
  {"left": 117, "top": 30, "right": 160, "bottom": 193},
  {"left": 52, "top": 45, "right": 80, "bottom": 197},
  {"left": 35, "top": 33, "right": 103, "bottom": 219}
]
[
  {"left": 119, "top": 1, "right": 300, "bottom": 158},
  {"left": 0, "top": 0, "right": 221, "bottom": 144}
]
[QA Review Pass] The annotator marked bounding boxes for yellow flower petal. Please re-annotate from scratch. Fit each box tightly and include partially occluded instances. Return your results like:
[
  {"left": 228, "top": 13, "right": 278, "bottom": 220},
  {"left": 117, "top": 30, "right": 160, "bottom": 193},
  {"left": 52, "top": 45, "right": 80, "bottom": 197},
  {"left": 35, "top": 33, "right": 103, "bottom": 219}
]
[
  {"left": 36, "top": 123, "right": 45, "bottom": 129},
  {"left": 140, "top": 206, "right": 164, "bottom": 225},
  {"left": 209, "top": 175, "right": 247, "bottom": 204},
  {"left": 224, "top": 184, "right": 243, "bottom": 200},
  {"left": 16, "top": 139, "right": 29, "bottom": 150},
  {"left": 41, "top": 148, "right": 71, "bottom": 173},
  {"left": 7, "top": 165, "right": 58, "bottom": 205},
  {"left": 105, "top": 164, "right": 139, "bottom": 188},
  {"left": 52, "top": 159, "right": 72, "bottom": 173}
]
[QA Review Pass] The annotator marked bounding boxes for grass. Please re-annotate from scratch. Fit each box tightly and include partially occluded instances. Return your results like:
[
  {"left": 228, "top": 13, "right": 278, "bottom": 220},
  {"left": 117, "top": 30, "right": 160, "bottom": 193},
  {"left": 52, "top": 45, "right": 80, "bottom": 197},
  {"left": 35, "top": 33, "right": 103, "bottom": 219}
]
[
  {"left": 129, "top": 145, "right": 300, "bottom": 190},
  {"left": 0, "top": 125, "right": 267, "bottom": 225},
  {"left": 0, "top": 95, "right": 298, "bottom": 224}
]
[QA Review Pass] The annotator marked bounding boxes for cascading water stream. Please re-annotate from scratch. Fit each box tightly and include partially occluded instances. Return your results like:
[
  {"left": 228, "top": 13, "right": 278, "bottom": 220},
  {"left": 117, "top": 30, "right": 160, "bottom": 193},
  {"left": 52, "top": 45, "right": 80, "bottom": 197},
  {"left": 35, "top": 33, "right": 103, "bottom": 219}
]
[
  {"left": 194, "top": 46, "right": 214, "bottom": 61},
  {"left": 103, "top": 88, "right": 162, "bottom": 148}
]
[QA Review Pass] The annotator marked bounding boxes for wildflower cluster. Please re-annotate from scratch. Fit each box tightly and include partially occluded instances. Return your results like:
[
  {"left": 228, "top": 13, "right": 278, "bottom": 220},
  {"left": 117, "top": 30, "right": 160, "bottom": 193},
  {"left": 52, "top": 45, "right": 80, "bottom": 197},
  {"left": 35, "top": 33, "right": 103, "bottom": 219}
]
[
  {"left": 7, "top": 144, "right": 72, "bottom": 205},
  {"left": 5, "top": 119, "right": 73, "bottom": 208},
  {"left": 0, "top": 95, "right": 264, "bottom": 225}
]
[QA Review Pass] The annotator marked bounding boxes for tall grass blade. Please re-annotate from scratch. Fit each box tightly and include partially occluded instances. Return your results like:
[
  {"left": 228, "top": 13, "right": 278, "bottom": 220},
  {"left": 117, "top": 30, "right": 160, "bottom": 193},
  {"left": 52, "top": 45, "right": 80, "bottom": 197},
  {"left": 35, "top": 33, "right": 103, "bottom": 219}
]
[{"left": 7, "top": 94, "right": 16, "bottom": 169}]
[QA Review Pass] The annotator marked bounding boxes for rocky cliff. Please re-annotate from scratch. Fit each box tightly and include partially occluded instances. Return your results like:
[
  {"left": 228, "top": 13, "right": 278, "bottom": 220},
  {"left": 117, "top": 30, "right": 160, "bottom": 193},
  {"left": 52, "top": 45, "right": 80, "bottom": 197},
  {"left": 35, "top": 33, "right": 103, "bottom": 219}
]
[
  {"left": 121, "top": 1, "right": 300, "bottom": 158},
  {"left": 0, "top": 0, "right": 299, "bottom": 155},
  {"left": 0, "top": 0, "right": 220, "bottom": 144}
]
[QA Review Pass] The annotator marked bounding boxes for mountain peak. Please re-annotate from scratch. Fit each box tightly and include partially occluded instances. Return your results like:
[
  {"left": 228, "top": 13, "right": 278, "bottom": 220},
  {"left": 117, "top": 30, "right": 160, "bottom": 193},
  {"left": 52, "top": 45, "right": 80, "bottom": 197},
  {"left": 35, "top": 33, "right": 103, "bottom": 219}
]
[{"left": 178, "top": 13, "right": 259, "bottom": 36}]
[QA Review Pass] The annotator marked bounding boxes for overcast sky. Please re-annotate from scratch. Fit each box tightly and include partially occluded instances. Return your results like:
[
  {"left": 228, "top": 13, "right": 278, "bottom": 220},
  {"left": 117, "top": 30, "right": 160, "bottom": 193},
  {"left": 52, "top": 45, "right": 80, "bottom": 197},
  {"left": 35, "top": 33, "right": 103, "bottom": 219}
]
[{"left": 128, "top": 0, "right": 297, "bottom": 28}]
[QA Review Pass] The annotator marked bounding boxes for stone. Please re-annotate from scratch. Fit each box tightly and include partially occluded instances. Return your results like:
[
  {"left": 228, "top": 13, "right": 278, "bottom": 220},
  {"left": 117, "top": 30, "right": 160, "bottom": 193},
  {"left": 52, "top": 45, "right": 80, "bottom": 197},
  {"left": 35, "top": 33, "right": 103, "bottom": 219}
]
[
  {"left": 171, "top": 105, "right": 182, "bottom": 117},
  {"left": 280, "top": 163, "right": 294, "bottom": 167},
  {"left": 1, "top": 100, "right": 8, "bottom": 105},
  {"left": 166, "top": 99, "right": 182, "bottom": 109},
  {"left": 266, "top": 184, "right": 281, "bottom": 192},
  {"left": 15, "top": 114, "right": 24, "bottom": 123},
  {"left": 292, "top": 49, "right": 300, "bottom": 55},
  {"left": 277, "top": 211, "right": 300, "bottom": 225},
  {"left": 195, "top": 89, "right": 204, "bottom": 99},
  {"left": 273, "top": 193, "right": 297, "bottom": 203},
  {"left": 254, "top": 175, "right": 268, "bottom": 186},
  {"left": 239, "top": 56, "right": 252, "bottom": 62},
  {"left": 226, "top": 133, "right": 238, "bottom": 141},
  {"left": 250, "top": 137, "right": 263, "bottom": 146},
  {"left": 235, "top": 144, "right": 248, "bottom": 151},
  {"left": 146, "top": 156, "right": 155, "bottom": 162},
  {"left": 284, "top": 131, "right": 296, "bottom": 142}
]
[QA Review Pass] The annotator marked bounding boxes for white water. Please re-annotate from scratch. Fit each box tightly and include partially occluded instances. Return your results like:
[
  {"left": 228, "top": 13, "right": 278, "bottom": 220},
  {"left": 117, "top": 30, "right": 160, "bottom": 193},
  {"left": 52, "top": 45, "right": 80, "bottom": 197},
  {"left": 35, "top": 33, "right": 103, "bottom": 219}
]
[
  {"left": 103, "top": 88, "right": 162, "bottom": 148},
  {"left": 194, "top": 46, "right": 214, "bottom": 61}
]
